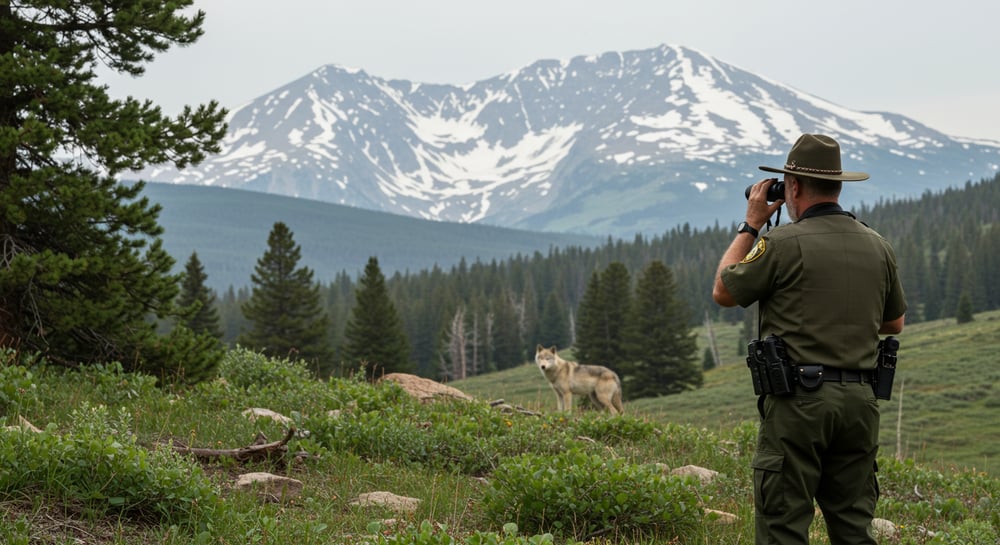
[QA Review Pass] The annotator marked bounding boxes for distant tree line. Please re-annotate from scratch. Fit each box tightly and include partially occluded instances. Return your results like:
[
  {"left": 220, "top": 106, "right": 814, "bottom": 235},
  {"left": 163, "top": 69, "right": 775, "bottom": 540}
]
[
  {"left": 198, "top": 174, "right": 1000, "bottom": 386},
  {"left": 15, "top": 1, "right": 995, "bottom": 397}
]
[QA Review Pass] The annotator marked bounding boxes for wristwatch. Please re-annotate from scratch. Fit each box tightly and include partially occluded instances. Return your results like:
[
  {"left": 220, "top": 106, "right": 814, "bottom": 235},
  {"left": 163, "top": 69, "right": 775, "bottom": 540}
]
[{"left": 736, "top": 221, "right": 759, "bottom": 238}]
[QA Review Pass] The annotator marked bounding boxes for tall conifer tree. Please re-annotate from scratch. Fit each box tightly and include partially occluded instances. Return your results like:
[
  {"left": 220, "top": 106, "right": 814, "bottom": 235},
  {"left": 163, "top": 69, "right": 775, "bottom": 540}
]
[
  {"left": 343, "top": 257, "right": 413, "bottom": 378},
  {"left": 177, "top": 252, "right": 223, "bottom": 341},
  {"left": 572, "top": 263, "right": 631, "bottom": 371},
  {"left": 0, "top": 2, "right": 226, "bottom": 372},
  {"left": 240, "top": 222, "right": 333, "bottom": 371},
  {"left": 491, "top": 290, "right": 524, "bottom": 370},
  {"left": 573, "top": 270, "right": 604, "bottom": 365},
  {"left": 537, "top": 291, "right": 571, "bottom": 349},
  {"left": 623, "top": 260, "right": 701, "bottom": 398},
  {"left": 598, "top": 262, "right": 632, "bottom": 371}
]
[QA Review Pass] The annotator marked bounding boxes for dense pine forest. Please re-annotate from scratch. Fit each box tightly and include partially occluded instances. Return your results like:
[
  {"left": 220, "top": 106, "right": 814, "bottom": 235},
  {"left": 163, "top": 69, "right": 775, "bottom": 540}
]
[{"left": 211, "top": 173, "right": 1000, "bottom": 379}]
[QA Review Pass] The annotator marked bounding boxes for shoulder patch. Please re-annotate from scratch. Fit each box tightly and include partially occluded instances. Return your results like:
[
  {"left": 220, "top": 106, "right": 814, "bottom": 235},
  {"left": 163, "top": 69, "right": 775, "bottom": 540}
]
[{"left": 740, "top": 238, "right": 767, "bottom": 264}]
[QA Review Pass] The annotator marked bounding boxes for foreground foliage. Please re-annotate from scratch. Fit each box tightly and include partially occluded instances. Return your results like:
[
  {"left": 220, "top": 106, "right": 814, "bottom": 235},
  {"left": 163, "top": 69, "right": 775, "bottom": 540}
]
[
  {"left": 0, "top": 1, "right": 227, "bottom": 376},
  {"left": 0, "top": 348, "right": 997, "bottom": 544}
]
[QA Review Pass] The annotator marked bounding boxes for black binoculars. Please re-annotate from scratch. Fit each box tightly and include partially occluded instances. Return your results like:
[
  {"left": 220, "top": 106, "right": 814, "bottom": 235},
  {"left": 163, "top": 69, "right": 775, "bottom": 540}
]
[{"left": 745, "top": 179, "right": 785, "bottom": 202}]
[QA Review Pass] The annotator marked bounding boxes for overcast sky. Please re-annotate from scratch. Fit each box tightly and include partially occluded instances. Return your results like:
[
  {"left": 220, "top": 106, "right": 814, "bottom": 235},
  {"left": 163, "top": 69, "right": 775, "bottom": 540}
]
[{"left": 99, "top": 0, "right": 1000, "bottom": 142}]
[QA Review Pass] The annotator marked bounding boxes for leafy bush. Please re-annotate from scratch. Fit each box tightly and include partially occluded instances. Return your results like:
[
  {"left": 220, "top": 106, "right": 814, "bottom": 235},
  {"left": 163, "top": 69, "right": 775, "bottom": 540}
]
[
  {"left": 0, "top": 514, "right": 30, "bottom": 545},
  {"left": 79, "top": 362, "right": 162, "bottom": 405},
  {"left": 0, "top": 403, "right": 218, "bottom": 524},
  {"left": 304, "top": 396, "right": 572, "bottom": 474},
  {"left": 877, "top": 458, "right": 999, "bottom": 525},
  {"left": 0, "top": 362, "right": 39, "bottom": 414},
  {"left": 926, "top": 519, "right": 999, "bottom": 544},
  {"left": 374, "top": 520, "right": 557, "bottom": 545},
  {"left": 482, "top": 449, "right": 702, "bottom": 541},
  {"left": 206, "top": 347, "right": 408, "bottom": 417},
  {"left": 218, "top": 347, "right": 314, "bottom": 390},
  {"left": 566, "top": 412, "right": 658, "bottom": 444}
]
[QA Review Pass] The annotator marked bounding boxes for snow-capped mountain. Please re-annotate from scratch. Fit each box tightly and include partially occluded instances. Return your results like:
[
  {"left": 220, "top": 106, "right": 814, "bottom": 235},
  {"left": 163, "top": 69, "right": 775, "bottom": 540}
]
[{"left": 137, "top": 44, "right": 1000, "bottom": 236}]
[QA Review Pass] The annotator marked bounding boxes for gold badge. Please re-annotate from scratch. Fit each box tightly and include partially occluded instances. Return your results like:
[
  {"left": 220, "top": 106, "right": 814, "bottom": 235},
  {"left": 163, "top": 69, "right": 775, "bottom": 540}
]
[{"left": 740, "top": 238, "right": 766, "bottom": 264}]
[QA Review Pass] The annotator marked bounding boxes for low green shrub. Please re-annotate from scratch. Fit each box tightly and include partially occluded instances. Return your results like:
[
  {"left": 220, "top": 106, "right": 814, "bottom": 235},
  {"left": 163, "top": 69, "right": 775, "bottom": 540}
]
[
  {"left": 482, "top": 448, "right": 702, "bottom": 541},
  {"left": 0, "top": 363, "right": 39, "bottom": 414},
  {"left": 878, "top": 458, "right": 999, "bottom": 525},
  {"left": 926, "top": 519, "right": 999, "bottom": 544},
  {"left": 374, "top": 520, "right": 558, "bottom": 545},
  {"left": 205, "top": 348, "right": 408, "bottom": 417},
  {"left": 0, "top": 403, "right": 218, "bottom": 524},
  {"left": 0, "top": 514, "right": 30, "bottom": 545},
  {"left": 80, "top": 362, "right": 162, "bottom": 405},
  {"left": 217, "top": 347, "right": 314, "bottom": 390},
  {"left": 565, "top": 412, "right": 658, "bottom": 445}
]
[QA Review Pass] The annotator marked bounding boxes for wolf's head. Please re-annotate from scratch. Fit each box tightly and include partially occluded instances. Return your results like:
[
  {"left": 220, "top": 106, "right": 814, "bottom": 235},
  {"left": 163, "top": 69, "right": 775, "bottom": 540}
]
[{"left": 535, "top": 344, "right": 560, "bottom": 372}]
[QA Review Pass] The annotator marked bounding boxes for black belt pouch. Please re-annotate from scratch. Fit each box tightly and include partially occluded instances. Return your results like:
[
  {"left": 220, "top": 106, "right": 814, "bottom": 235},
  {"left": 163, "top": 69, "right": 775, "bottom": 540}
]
[{"left": 795, "top": 365, "right": 824, "bottom": 391}]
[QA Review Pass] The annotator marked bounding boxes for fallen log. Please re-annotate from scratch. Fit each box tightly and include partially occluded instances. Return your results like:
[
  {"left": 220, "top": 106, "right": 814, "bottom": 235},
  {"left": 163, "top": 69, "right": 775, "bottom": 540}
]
[{"left": 171, "top": 426, "right": 295, "bottom": 463}]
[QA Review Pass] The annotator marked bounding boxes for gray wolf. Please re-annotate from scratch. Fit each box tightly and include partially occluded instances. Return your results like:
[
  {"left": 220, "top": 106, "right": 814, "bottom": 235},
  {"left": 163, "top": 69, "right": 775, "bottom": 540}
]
[{"left": 534, "top": 345, "right": 623, "bottom": 414}]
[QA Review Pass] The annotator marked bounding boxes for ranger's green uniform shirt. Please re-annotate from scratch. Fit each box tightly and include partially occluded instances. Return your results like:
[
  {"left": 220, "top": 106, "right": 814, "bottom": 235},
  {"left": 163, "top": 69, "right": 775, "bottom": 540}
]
[{"left": 721, "top": 205, "right": 907, "bottom": 369}]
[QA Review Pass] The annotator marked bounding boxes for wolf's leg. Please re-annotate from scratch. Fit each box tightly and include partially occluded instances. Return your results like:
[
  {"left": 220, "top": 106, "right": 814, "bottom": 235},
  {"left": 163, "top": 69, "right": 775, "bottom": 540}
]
[
  {"left": 611, "top": 389, "right": 624, "bottom": 415},
  {"left": 593, "top": 391, "right": 615, "bottom": 413}
]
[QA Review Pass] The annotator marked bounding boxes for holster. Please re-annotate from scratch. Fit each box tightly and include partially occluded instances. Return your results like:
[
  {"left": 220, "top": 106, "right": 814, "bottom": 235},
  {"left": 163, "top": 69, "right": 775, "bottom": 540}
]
[
  {"left": 746, "top": 336, "right": 794, "bottom": 396},
  {"left": 873, "top": 336, "right": 899, "bottom": 400}
]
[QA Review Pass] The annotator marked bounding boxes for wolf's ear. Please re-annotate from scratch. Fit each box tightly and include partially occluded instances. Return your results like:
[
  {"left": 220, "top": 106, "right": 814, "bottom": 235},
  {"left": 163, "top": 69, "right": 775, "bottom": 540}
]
[
  {"left": 550, "top": 345, "right": 557, "bottom": 352},
  {"left": 536, "top": 344, "right": 543, "bottom": 352}
]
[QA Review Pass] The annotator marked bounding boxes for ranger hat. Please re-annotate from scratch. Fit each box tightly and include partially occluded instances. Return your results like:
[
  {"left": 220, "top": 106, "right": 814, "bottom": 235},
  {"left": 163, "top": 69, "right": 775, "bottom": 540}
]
[{"left": 759, "top": 134, "right": 869, "bottom": 181}]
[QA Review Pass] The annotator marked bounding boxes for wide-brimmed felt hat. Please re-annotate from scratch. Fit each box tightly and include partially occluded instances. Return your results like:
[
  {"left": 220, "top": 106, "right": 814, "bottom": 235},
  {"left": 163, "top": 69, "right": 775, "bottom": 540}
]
[{"left": 759, "top": 134, "right": 869, "bottom": 181}]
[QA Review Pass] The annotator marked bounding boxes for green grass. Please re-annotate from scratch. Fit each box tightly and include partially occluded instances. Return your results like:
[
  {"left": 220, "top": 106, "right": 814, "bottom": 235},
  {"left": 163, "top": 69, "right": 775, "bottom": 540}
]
[
  {"left": 1, "top": 312, "right": 998, "bottom": 544},
  {"left": 456, "top": 311, "right": 1000, "bottom": 476}
]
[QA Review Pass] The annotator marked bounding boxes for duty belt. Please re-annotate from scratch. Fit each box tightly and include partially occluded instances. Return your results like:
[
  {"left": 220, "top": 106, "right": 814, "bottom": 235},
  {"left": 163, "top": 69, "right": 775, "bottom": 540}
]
[{"left": 815, "top": 366, "right": 873, "bottom": 384}]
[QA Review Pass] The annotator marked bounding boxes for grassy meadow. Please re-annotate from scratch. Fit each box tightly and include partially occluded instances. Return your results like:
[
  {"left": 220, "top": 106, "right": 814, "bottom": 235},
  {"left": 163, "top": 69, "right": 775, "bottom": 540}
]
[
  {"left": 458, "top": 310, "right": 1000, "bottom": 477},
  {"left": 0, "top": 311, "right": 998, "bottom": 544}
]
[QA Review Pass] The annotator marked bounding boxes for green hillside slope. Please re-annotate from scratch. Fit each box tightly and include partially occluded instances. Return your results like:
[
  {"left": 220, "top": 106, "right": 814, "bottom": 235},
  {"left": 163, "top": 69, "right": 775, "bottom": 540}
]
[
  {"left": 138, "top": 182, "right": 601, "bottom": 290},
  {"left": 453, "top": 310, "right": 1000, "bottom": 476}
]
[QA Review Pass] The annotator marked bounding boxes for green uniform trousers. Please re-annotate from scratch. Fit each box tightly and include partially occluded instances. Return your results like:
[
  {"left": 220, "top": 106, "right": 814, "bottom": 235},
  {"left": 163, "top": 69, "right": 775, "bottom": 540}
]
[{"left": 753, "top": 381, "right": 880, "bottom": 545}]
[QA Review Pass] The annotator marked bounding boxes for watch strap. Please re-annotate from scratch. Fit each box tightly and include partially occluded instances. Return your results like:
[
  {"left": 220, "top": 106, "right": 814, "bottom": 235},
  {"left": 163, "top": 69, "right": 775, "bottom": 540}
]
[{"left": 738, "top": 222, "right": 759, "bottom": 238}]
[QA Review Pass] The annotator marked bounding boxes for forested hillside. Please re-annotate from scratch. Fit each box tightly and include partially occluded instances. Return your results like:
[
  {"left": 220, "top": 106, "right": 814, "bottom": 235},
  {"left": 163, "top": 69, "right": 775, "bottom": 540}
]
[{"left": 214, "top": 173, "right": 1000, "bottom": 378}]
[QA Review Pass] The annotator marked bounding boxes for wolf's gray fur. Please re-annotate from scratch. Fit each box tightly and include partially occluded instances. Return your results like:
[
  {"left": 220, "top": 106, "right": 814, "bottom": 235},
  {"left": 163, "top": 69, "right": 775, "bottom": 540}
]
[{"left": 534, "top": 345, "right": 624, "bottom": 414}]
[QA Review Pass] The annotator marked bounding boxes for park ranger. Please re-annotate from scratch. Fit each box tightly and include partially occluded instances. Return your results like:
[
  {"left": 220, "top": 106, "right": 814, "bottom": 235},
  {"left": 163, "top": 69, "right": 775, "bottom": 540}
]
[{"left": 712, "top": 133, "right": 907, "bottom": 545}]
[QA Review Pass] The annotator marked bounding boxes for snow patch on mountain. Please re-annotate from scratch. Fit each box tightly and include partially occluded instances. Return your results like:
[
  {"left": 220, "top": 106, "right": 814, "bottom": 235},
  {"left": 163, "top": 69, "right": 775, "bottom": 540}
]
[{"left": 132, "top": 44, "right": 1000, "bottom": 236}]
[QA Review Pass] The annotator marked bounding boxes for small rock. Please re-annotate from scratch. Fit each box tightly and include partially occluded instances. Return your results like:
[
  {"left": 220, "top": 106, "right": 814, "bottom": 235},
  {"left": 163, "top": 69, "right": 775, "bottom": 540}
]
[
  {"left": 871, "top": 518, "right": 897, "bottom": 540},
  {"left": 234, "top": 472, "right": 303, "bottom": 502},
  {"left": 670, "top": 464, "right": 719, "bottom": 484},
  {"left": 350, "top": 491, "right": 421, "bottom": 515}
]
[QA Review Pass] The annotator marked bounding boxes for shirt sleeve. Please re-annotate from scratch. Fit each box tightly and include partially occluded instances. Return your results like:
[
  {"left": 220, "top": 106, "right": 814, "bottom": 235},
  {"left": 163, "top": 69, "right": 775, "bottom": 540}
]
[
  {"left": 882, "top": 243, "right": 908, "bottom": 321},
  {"left": 720, "top": 236, "right": 780, "bottom": 308}
]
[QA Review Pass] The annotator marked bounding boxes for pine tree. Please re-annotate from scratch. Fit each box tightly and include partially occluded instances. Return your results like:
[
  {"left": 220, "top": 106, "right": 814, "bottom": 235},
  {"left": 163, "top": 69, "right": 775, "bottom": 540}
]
[
  {"left": 343, "top": 257, "right": 413, "bottom": 379},
  {"left": 1, "top": 2, "right": 226, "bottom": 372},
  {"left": 573, "top": 270, "right": 604, "bottom": 365},
  {"left": 623, "top": 261, "right": 701, "bottom": 398},
  {"left": 537, "top": 291, "right": 571, "bottom": 349},
  {"left": 177, "top": 252, "right": 223, "bottom": 341},
  {"left": 571, "top": 263, "right": 632, "bottom": 371},
  {"left": 491, "top": 290, "right": 524, "bottom": 370},
  {"left": 240, "top": 222, "right": 333, "bottom": 372},
  {"left": 955, "top": 292, "right": 974, "bottom": 324},
  {"left": 170, "top": 252, "right": 223, "bottom": 383},
  {"left": 598, "top": 262, "right": 632, "bottom": 371}
]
